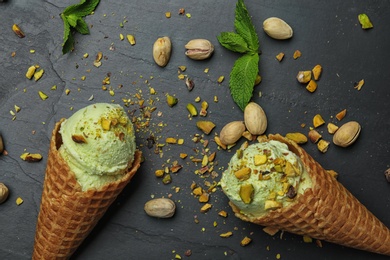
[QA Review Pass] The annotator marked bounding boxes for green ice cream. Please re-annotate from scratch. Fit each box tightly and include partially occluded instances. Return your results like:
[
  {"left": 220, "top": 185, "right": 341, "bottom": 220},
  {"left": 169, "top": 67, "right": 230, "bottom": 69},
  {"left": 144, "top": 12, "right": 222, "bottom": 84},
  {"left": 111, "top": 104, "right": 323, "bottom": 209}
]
[
  {"left": 220, "top": 140, "right": 312, "bottom": 218},
  {"left": 58, "top": 103, "right": 136, "bottom": 191}
]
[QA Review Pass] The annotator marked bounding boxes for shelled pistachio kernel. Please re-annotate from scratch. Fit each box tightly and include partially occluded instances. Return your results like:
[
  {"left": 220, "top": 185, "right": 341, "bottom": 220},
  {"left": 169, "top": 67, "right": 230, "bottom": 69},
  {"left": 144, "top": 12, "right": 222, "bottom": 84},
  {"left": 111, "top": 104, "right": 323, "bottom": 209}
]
[
  {"left": 239, "top": 184, "right": 254, "bottom": 204},
  {"left": 234, "top": 167, "right": 251, "bottom": 181},
  {"left": 254, "top": 154, "right": 267, "bottom": 165}
]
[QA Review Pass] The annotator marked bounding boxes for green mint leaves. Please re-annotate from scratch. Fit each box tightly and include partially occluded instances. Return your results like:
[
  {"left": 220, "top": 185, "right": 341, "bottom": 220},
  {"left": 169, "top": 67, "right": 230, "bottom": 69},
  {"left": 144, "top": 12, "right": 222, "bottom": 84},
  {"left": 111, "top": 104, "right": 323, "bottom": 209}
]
[
  {"left": 217, "top": 0, "right": 260, "bottom": 111},
  {"left": 61, "top": 0, "right": 100, "bottom": 54}
]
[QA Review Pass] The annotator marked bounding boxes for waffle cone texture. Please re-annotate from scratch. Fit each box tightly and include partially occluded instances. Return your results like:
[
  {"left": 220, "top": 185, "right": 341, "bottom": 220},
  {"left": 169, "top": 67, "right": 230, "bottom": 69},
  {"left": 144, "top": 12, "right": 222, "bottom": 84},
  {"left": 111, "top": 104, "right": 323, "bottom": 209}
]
[
  {"left": 33, "top": 119, "right": 142, "bottom": 259},
  {"left": 228, "top": 134, "right": 390, "bottom": 255}
]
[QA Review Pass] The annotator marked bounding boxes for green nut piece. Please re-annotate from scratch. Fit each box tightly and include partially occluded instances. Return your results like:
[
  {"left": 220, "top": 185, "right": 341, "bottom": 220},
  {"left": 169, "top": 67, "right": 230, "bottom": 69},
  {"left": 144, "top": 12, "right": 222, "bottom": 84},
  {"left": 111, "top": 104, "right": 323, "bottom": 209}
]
[{"left": 186, "top": 103, "right": 198, "bottom": 116}]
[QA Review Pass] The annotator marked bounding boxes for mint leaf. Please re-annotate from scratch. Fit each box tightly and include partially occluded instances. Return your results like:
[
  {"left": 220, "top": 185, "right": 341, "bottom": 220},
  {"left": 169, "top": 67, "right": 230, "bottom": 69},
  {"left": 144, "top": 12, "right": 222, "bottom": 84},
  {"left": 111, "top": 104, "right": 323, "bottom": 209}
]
[
  {"left": 66, "top": 14, "right": 79, "bottom": 28},
  {"left": 217, "top": 0, "right": 260, "bottom": 110},
  {"left": 63, "top": 0, "right": 99, "bottom": 17},
  {"left": 75, "top": 18, "right": 90, "bottom": 34},
  {"left": 61, "top": 0, "right": 100, "bottom": 54},
  {"left": 234, "top": 0, "right": 259, "bottom": 52},
  {"left": 217, "top": 32, "right": 250, "bottom": 53},
  {"left": 229, "top": 53, "right": 259, "bottom": 111},
  {"left": 61, "top": 14, "right": 74, "bottom": 54}
]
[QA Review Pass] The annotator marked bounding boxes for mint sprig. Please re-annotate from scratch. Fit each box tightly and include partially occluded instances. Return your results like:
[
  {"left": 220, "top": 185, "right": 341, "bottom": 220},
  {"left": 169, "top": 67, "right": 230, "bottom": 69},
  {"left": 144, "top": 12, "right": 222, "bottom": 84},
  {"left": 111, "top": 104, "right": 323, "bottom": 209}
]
[
  {"left": 61, "top": 0, "right": 100, "bottom": 54},
  {"left": 217, "top": 0, "right": 260, "bottom": 111}
]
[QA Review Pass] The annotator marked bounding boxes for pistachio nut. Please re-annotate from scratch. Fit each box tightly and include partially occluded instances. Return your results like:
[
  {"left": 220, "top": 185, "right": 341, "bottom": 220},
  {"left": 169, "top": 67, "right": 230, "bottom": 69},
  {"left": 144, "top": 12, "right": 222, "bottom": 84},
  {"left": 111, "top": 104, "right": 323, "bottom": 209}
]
[
  {"left": 219, "top": 121, "right": 246, "bottom": 145},
  {"left": 263, "top": 17, "right": 293, "bottom": 40},
  {"left": 185, "top": 39, "right": 214, "bottom": 60},
  {"left": 333, "top": 121, "right": 361, "bottom": 147},
  {"left": 144, "top": 198, "right": 176, "bottom": 218},
  {"left": 0, "top": 183, "right": 9, "bottom": 204},
  {"left": 244, "top": 102, "right": 267, "bottom": 135},
  {"left": 153, "top": 36, "right": 172, "bottom": 67}
]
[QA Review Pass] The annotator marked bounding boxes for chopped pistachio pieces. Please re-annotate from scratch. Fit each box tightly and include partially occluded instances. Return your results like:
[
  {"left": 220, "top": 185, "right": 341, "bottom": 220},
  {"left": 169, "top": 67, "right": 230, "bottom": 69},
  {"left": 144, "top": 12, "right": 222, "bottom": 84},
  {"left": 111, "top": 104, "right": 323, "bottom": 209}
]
[
  {"left": 126, "top": 34, "right": 136, "bottom": 45},
  {"left": 313, "top": 114, "right": 325, "bottom": 128},
  {"left": 354, "top": 79, "right": 364, "bottom": 91},
  {"left": 26, "top": 66, "right": 36, "bottom": 79},
  {"left": 16, "top": 197, "right": 24, "bottom": 205},
  {"left": 34, "top": 69, "right": 44, "bottom": 81},
  {"left": 38, "top": 91, "right": 48, "bottom": 100},
  {"left": 358, "top": 13, "right": 373, "bottom": 29},
  {"left": 240, "top": 236, "right": 252, "bottom": 247},
  {"left": 220, "top": 231, "right": 233, "bottom": 238}
]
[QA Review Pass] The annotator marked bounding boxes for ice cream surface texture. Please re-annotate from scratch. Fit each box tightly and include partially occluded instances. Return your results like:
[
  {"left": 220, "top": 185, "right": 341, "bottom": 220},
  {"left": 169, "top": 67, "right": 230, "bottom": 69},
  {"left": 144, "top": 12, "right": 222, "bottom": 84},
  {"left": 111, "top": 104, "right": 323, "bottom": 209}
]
[
  {"left": 58, "top": 103, "right": 136, "bottom": 190},
  {"left": 221, "top": 140, "right": 312, "bottom": 218}
]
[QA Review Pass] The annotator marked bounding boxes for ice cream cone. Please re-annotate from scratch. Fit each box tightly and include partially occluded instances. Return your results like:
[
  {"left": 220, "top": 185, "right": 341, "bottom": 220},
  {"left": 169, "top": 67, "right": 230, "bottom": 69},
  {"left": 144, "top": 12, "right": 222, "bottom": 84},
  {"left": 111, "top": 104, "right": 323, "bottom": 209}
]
[
  {"left": 32, "top": 119, "right": 142, "bottom": 259},
  {"left": 227, "top": 134, "right": 390, "bottom": 255}
]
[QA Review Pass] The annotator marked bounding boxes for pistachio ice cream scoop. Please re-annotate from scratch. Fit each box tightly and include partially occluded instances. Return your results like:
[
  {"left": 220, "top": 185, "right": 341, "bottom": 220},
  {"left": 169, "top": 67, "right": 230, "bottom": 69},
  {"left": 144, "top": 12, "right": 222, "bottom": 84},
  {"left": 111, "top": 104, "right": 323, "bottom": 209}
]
[
  {"left": 58, "top": 103, "right": 136, "bottom": 190},
  {"left": 220, "top": 140, "right": 312, "bottom": 218}
]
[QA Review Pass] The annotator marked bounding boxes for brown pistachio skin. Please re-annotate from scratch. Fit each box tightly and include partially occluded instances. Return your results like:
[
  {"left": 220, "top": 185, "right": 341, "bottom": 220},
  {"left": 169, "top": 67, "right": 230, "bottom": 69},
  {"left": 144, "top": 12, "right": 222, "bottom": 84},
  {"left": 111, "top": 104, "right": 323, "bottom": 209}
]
[
  {"left": 153, "top": 36, "right": 172, "bottom": 67},
  {"left": 185, "top": 39, "right": 214, "bottom": 60}
]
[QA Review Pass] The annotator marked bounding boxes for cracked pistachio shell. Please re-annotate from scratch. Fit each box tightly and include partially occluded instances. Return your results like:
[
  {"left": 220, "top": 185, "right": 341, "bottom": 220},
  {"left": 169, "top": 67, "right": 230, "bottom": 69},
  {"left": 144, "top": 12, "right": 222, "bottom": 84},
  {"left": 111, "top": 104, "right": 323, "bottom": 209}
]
[
  {"left": 263, "top": 17, "right": 293, "bottom": 40},
  {"left": 185, "top": 39, "right": 214, "bottom": 60},
  {"left": 333, "top": 121, "right": 361, "bottom": 147},
  {"left": 244, "top": 102, "right": 267, "bottom": 135},
  {"left": 153, "top": 36, "right": 172, "bottom": 67}
]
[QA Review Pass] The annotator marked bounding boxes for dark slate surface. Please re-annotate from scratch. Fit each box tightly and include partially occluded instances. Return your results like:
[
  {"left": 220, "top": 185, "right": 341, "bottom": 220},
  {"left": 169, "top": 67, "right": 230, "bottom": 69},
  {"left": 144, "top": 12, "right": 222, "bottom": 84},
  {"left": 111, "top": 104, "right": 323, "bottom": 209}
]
[{"left": 0, "top": 1, "right": 389, "bottom": 259}]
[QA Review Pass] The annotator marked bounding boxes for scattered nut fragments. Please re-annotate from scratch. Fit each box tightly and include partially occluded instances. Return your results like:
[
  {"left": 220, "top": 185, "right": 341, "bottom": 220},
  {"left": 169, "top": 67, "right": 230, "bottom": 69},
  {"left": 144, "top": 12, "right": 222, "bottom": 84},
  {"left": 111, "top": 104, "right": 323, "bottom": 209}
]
[
  {"left": 333, "top": 121, "right": 361, "bottom": 147},
  {"left": 20, "top": 153, "right": 43, "bottom": 162},
  {"left": 144, "top": 198, "right": 176, "bottom": 218},
  {"left": 317, "top": 139, "right": 330, "bottom": 153},
  {"left": 240, "top": 236, "right": 252, "bottom": 247},
  {"left": 354, "top": 79, "right": 365, "bottom": 91},
  {"left": 384, "top": 168, "right": 390, "bottom": 183},
  {"left": 0, "top": 183, "right": 9, "bottom": 204},
  {"left": 336, "top": 109, "right": 347, "bottom": 121},
  {"left": 185, "top": 39, "right": 214, "bottom": 60},
  {"left": 126, "top": 34, "right": 136, "bottom": 45},
  {"left": 285, "top": 132, "right": 307, "bottom": 144},
  {"left": 26, "top": 65, "right": 37, "bottom": 79},
  {"left": 306, "top": 80, "right": 317, "bottom": 93},
  {"left": 312, "top": 65, "right": 322, "bottom": 80},
  {"left": 219, "top": 121, "right": 246, "bottom": 145},
  {"left": 327, "top": 123, "right": 339, "bottom": 134},
  {"left": 263, "top": 17, "right": 293, "bottom": 40},
  {"left": 244, "top": 102, "right": 267, "bottom": 135},
  {"left": 296, "top": 71, "right": 311, "bottom": 83},
  {"left": 196, "top": 120, "right": 216, "bottom": 135},
  {"left": 313, "top": 114, "right": 325, "bottom": 128},
  {"left": 153, "top": 36, "right": 172, "bottom": 67},
  {"left": 275, "top": 52, "right": 284, "bottom": 61},
  {"left": 166, "top": 94, "right": 178, "bottom": 107},
  {"left": 358, "top": 13, "right": 373, "bottom": 29},
  {"left": 293, "top": 50, "right": 301, "bottom": 59},
  {"left": 186, "top": 103, "right": 198, "bottom": 116},
  {"left": 12, "top": 24, "right": 25, "bottom": 38}
]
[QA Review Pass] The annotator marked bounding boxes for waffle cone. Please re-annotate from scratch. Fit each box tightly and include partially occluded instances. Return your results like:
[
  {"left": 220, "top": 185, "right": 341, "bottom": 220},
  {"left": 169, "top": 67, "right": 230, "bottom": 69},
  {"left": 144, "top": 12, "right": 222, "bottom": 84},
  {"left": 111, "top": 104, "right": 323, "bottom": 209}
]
[
  {"left": 228, "top": 134, "right": 390, "bottom": 255},
  {"left": 33, "top": 119, "right": 142, "bottom": 259}
]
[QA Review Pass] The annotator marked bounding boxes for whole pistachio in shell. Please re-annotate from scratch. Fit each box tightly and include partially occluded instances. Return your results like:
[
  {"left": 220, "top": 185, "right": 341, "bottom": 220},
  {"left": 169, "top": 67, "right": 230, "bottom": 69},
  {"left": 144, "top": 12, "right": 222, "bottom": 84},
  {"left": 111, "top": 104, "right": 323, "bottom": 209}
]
[
  {"left": 263, "top": 17, "right": 293, "bottom": 40},
  {"left": 144, "top": 198, "right": 176, "bottom": 218},
  {"left": 185, "top": 39, "right": 214, "bottom": 60},
  {"left": 244, "top": 102, "right": 267, "bottom": 135},
  {"left": 333, "top": 121, "right": 361, "bottom": 147},
  {"left": 219, "top": 121, "right": 246, "bottom": 145},
  {"left": 153, "top": 36, "right": 172, "bottom": 67}
]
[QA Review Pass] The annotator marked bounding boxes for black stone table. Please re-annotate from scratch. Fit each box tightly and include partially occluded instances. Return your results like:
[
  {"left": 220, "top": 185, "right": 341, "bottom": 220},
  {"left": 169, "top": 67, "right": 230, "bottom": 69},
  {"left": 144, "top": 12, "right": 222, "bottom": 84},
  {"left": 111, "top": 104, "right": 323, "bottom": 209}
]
[{"left": 0, "top": 1, "right": 389, "bottom": 259}]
